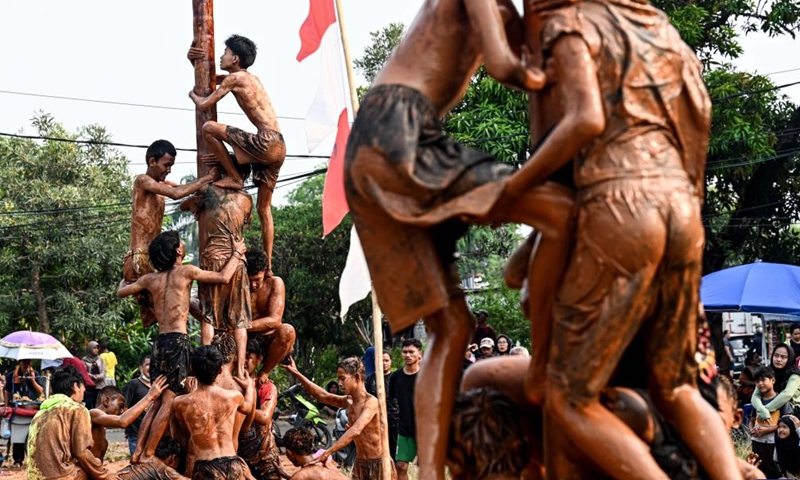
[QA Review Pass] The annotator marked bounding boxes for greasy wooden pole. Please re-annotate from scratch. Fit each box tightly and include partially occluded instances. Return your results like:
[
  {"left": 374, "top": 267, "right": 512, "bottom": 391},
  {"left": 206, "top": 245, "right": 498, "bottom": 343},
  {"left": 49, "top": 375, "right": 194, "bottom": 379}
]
[
  {"left": 191, "top": 0, "right": 217, "bottom": 255},
  {"left": 334, "top": 0, "right": 393, "bottom": 475}
]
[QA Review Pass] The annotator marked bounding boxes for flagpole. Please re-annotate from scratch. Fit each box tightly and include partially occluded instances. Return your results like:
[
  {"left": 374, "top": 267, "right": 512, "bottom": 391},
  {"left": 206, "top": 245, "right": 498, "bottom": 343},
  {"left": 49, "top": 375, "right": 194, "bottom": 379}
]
[
  {"left": 334, "top": 1, "right": 393, "bottom": 476},
  {"left": 335, "top": 0, "right": 360, "bottom": 114}
]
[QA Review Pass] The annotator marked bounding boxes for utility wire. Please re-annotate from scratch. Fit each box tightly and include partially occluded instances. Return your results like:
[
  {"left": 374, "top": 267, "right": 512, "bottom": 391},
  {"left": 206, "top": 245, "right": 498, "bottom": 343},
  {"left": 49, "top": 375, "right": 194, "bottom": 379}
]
[
  {"left": 0, "top": 89, "right": 306, "bottom": 121},
  {"left": 702, "top": 200, "right": 784, "bottom": 218},
  {"left": 706, "top": 146, "right": 800, "bottom": 171},
  {"left": 764, "top": 67, "right": 800, "bottom": 77},
  {"left": 713, "top": 80, "right": 800, "bottom": 102},
  {"left": 0, "top": 132, "right": 329, "bottom": 159},
  {"left": 0, "top": 168, "right": 328, "bottom": 223}
]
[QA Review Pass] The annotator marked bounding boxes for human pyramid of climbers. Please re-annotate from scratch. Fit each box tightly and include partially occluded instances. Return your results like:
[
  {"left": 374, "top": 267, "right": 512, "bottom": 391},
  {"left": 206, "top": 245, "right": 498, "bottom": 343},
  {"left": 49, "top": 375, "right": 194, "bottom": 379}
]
[{"left": 26, "top": 0, "right": 765, "bottom": 478}]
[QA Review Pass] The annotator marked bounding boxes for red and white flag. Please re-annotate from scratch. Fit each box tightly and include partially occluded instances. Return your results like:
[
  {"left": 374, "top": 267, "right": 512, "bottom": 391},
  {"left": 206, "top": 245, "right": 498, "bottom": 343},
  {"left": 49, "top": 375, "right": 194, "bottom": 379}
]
[
  {"left": 298, "top": 0, "right": 371, "bottom": 319},
  {"left": 297, "top": 0, "right": 350, "bottom": 236}
]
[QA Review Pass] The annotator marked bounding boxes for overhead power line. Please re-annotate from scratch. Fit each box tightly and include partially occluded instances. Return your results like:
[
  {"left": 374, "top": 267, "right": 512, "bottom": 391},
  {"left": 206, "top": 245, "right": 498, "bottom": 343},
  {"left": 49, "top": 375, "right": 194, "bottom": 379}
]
[
  {"left": 0, "top": 168, "right": 328, "bottom": 222},
  {"left": 713, "top": 80, "right": 800, "bottom": 102},
  {"left": 0, "top": 132, "right": 329, "bottom": 159},
  {"left": 764, "top": 66, "right": 800, "bottom": 77},
  {"left": 0, "top": 89, "right": 306, "bottom": 121}
]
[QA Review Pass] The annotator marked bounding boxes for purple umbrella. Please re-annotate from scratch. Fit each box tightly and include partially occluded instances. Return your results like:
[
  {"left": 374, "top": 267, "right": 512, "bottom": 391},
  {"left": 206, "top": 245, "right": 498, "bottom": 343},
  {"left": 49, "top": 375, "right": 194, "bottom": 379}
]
[{"left": 0, "top": 331, "right": 73, "bottom": 360}]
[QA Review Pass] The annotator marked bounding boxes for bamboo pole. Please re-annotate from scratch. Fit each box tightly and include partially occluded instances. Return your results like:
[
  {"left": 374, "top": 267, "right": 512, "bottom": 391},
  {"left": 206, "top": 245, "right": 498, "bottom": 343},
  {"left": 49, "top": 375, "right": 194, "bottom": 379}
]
[
  {"left": 335, "top": 0, "right": 361, "bottom": 116},
  {"left": 191, "top": 0, "right": 217, "bottom": 256},
  {"left": 334, "top": 1, "right": 393, "bottom": 476}
]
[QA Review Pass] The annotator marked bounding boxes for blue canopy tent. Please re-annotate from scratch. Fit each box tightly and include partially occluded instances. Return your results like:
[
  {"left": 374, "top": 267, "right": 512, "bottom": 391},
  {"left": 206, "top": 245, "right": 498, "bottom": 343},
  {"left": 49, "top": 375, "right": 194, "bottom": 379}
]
[{"left": 700, "top": 262, "right": 800, "bottom": 314}]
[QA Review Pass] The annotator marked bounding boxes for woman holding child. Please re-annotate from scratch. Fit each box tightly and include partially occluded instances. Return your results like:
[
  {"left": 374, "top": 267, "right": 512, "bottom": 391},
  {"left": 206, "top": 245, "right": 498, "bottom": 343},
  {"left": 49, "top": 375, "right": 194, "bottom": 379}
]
[{"left": 752, "top": 344, "right": 800, "bottom": 421}]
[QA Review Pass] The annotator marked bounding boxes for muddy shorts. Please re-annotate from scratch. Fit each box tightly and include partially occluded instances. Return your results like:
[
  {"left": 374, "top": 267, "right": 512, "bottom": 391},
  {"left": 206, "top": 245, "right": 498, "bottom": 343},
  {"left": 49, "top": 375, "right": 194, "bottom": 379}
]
[
  {"left": 152, "top": 333, "right": 192, "bottom": 394},
  {"left": 549, "top": 177, "right": 702, "bottom": 405},
  {"left": 344, "top": 84, "right": 513, "bottom": 331},
  {"left": 353, "top": 457, "right": 394, "bottom": 480},
  {"left": 122, "top": 248, "right": 157, "bottom": 327},
  {"left": 193, "top": 456, "right": 250, "bottom": 480},
  {"left": 238, "top": 425, "right": 281, "bottom": 480},
  {"left": 226, "top": 126, "right": 286, "bottom": 190}
]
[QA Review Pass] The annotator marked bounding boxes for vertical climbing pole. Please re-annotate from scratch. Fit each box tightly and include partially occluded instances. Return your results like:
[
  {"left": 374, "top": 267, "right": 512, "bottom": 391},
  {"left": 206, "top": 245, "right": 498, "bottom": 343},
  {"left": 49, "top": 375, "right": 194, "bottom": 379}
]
[{"left": 191, "top": 0, "right": 217, "bottom": 255}]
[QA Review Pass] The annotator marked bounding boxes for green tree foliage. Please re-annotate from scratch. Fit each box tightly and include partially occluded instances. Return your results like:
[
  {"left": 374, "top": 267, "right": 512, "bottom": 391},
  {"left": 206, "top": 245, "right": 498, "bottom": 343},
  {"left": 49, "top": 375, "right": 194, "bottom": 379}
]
[
  {"left": 0, "top": 113, "right": 142, "bottom": 353},
  {"left": 652, "top": 0, "right": 800, "bottom": 273},
  {"left": 353, "top": 22, "right": 405, "bottom": 84},
  {"left": 701, "top": 70, "right": 800, "bottom": 272},
  {"left": 658, "top": 0, "right": 799, "bottom": 61},
  {"left": 601, "top": 2, "right": 800, "bottom": 274}
]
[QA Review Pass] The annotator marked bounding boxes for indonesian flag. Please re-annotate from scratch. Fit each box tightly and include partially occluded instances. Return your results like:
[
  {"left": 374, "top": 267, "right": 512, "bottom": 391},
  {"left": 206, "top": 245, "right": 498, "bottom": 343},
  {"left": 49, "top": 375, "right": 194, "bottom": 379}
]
[
  {"left": 297, "top": 0, "right": 351, "bottom": 236},
  {"left": 298, "top": 0, "right": 371, "bottom": 320}
]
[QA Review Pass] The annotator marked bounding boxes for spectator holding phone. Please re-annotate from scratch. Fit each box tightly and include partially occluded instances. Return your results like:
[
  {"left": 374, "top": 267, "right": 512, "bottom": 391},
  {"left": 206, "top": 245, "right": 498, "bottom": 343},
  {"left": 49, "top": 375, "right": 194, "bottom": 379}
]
[{"left": 4, "top": 359, "right": 44, "bottom": 467}]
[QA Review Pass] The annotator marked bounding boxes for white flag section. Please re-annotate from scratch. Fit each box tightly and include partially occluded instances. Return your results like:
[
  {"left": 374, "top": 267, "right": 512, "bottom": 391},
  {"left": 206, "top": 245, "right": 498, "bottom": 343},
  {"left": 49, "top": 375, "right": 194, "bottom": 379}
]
[
  {"left": 305, "top": 28, "right": 348, "bottom": 152},
  {"left": 340, "top": 226, "right": 372, "bottom": 320}
]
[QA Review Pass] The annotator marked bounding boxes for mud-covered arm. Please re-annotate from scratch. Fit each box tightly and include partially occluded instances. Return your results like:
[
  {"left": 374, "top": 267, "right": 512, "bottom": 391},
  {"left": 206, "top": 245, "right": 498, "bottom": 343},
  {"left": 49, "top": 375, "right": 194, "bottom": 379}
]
[
  {"left": 235, "top": 373, "right": 255, "bottom": 416},
  {"left": 505, "top": 34, "right": 604, "bottom": 197},
  {"left": 254, "top": 383, "right": 278, "bottom": 426},
  {"left": 118, "top": 277, "right": 149, "bottom": 298},
  {"left": 463, "top": 0, "right": 544, "bottom": 91},
  {"left": 737, "top": 457, "right": 765, "bottom": 480},
  {"left": 280, "top": 358, "right": 349, "bottom": 409},
  {"left": 318, "top": 397, "right": 378, "bottom": 463},
  {"left": 138, "top": 173, "right": 214, "bottom": 201},
  {"left": 189, "top": 75, "right": 235, "bottom": 111},
  {"left": 191, "top": 241, "right": 247, "bottom": 284},
  {"left": 91, "top": 376, "right": 166, "bottom": 428}
]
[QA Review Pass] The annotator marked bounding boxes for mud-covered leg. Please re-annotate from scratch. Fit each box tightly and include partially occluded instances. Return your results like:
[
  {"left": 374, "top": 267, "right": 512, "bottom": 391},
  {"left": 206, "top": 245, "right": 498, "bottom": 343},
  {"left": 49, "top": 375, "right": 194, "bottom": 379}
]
[
  {"left": 137, "top": 389, "right": 177, "bottom": 463},
  {"left": 201, "top": 121, "right": 243, "bottom": 189},
  {"left": 650, "top": 265, "right": 743, "bottom": 480},
  {"left": 257, "top": 186, "right": 275, "bottom": 275},
  {"left": 415, "top": 298, "right": 474, "bottom": 480},
  {"left": 490, "top": 182, "right": 575, "bottom": 405},
  {"left": 261, "top": 324, "right": 295, "bottom": 375}
]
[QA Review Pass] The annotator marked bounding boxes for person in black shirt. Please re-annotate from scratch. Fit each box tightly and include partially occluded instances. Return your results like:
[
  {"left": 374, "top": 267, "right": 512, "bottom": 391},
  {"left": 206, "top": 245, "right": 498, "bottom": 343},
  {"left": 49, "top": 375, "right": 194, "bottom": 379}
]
[
  {"left": 389, "top": 339, "right": 422, "bottom": 480},
  {"left": 366, "top": 351, "right": 399, "bottom": 460},
  {"left": 122, "top": 355, "right": 152, "bottom": 455}
]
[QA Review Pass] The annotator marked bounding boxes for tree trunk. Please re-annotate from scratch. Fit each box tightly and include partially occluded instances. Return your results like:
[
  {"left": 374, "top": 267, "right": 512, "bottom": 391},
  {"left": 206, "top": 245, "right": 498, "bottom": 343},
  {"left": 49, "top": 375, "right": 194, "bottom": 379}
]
[{"left": 32, "top": 263, "right": 50, "bottom": 333}]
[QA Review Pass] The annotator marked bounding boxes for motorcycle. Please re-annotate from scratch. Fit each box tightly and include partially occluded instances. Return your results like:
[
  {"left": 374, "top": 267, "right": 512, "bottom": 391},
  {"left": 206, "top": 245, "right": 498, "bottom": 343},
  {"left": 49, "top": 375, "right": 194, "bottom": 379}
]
[
  {"left": 272, "top": 383, "right": 332, "bottom": 452},
  {"left": 333, "top": 407, "right": 357, "bottom": 467}
]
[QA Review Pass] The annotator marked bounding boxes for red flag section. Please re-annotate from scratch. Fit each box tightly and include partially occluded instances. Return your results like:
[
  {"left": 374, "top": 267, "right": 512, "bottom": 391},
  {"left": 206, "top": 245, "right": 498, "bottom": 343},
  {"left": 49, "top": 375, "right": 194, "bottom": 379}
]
[
  {"left": 322, "top": 108, "right": 351, "bottom": 236},
  {"left": 297, "top": 0, "right": 337, "bottom": 62}
]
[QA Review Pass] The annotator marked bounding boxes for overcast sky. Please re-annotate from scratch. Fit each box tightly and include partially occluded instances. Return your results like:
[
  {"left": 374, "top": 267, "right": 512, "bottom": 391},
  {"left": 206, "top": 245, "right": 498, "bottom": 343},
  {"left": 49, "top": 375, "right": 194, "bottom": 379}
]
[{"left": 1, "top": 1, "right": 798, "bottom": 208}]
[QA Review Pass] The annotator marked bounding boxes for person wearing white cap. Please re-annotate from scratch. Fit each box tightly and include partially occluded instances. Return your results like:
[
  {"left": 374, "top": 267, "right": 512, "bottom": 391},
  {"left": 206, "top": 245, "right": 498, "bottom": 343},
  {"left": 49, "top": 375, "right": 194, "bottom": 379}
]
[{"left": 478, "top": 338, "right": 495, "bottom": 359}]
